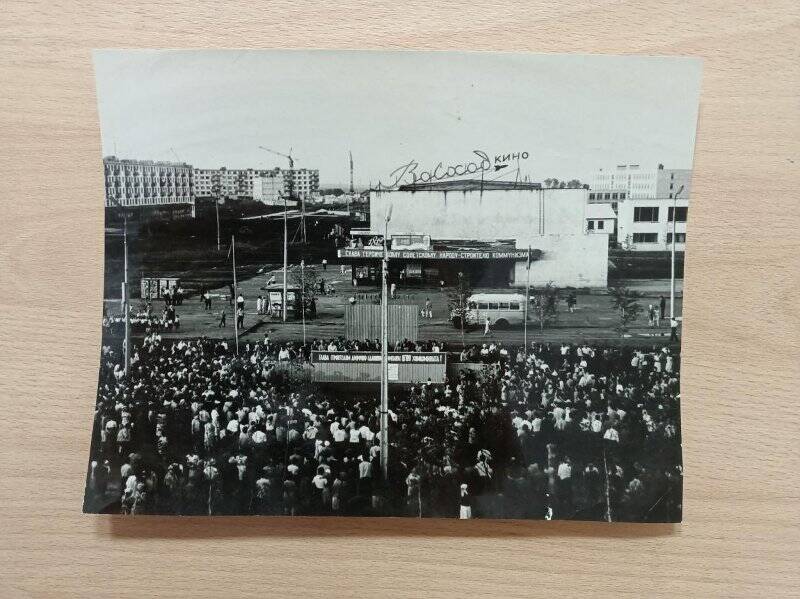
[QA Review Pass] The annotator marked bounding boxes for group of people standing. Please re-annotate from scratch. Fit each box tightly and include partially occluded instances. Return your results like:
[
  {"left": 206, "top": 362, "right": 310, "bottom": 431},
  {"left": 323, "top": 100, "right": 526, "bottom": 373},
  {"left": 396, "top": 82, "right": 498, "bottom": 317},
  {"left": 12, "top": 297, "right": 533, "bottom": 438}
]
[{"left": 86, "top": 332, "right": 682, "bottom": 522}]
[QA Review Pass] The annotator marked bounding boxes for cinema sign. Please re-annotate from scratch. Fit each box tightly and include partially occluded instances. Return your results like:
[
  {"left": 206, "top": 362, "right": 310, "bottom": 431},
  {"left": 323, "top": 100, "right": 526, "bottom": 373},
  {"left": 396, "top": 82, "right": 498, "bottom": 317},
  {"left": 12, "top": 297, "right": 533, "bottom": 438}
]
[
  {"left": 338, "top": 249, "right": 530, "bottom": 260},
  {"left": 310, "top": 351, "right": 446, "bottom": 383}
]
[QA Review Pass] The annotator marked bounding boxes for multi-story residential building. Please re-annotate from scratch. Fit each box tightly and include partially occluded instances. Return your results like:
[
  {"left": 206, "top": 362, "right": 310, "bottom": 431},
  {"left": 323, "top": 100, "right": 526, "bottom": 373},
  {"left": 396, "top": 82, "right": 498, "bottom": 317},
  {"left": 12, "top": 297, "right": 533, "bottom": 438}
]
[
  {"left": 289, "top": 168, "right": 320, "bottom": 199},
  {"left": 103, "top": 156, "right": 194, "bottom": 216},
  {"left": 193, "top": 167, "right": 320, "bottom": 201},
  {"left": 588, "top": 164, "right": 692, "bottom": 251},
  {"left": 252, "top": 171, "right": 294, "bottom": 206}
]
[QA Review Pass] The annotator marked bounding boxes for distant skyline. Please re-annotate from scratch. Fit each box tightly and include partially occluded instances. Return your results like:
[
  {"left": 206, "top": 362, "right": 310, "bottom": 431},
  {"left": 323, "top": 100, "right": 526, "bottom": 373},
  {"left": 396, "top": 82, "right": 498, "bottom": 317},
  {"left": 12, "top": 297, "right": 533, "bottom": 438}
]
[{"left": 94, "top": 50, "right": 702, "bottom": 187}]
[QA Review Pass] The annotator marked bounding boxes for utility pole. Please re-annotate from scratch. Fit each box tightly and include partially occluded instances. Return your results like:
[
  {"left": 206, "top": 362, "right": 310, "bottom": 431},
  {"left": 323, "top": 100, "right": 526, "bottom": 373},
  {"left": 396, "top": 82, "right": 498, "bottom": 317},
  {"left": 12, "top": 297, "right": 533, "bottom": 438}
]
[
  {"left": 300, "top": 259, "right": 306, "bottom": 344},
  {"left": 122, "top": 207, "right": 130, "bottom": 376},
  {"left": 670, "top": 185, "right": 684, "bottom": 321},
  {"left": 524, "top": 246, "right": 531, "bottom": 356},
  {"left": 108, "top": 195, "right": 130, "bottom": 377},
  {"left": 379, "top": 206, "right": 392, "bottom": 481},
  {"left": 258, "top": 146, "right": 305, "bottom": 244},
  {"left": 231, "top": 235, "right": 239, "bottom": 354},
  {"left": 283, "top": 192, "right": 288, "bottom": 322},
  {"left": 215, "top": 197, "right": 221, "bottom": 251}
]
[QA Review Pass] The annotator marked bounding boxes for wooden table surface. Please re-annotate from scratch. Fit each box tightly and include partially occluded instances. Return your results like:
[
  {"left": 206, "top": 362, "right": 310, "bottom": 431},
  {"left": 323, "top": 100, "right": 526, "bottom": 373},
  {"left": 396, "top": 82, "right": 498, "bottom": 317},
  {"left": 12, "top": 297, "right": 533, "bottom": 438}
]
[{"left": 1, "top": 2, "right": 798, "bottom": 597}]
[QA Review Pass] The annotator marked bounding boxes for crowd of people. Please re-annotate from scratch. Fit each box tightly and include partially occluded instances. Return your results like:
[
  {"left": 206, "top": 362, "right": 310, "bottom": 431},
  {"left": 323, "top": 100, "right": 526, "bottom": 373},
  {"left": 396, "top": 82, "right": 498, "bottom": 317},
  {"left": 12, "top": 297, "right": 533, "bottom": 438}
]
[{"left": 85, "top": 335, "right": 682, "bottom": 522}]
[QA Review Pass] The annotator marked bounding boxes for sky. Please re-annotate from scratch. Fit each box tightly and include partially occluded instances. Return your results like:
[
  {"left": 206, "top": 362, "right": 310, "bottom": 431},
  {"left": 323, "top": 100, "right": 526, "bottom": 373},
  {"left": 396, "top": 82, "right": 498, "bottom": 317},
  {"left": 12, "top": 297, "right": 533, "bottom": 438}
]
[{"left": 93, "top": 50, "right": 702, "bottom": 188}]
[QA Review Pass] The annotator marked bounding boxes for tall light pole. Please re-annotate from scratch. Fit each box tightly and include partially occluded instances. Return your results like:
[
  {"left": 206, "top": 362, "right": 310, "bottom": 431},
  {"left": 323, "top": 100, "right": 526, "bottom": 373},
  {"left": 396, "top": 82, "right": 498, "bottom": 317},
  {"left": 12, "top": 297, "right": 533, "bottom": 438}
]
[
  {"left": 122, "top": 206, "right": 130, "bottom": 376},
  {"left": 524, "top": 247, "right": 531, "bottom": 356},
  {"left": 215, "top": 197, "right": 221, "bottom": 251},
  {"left": 282, "top": 192, "right": 288, "bottom": 322},
  {"left": 670, "top": 185, "right": 684, "bottom": 321},
  {"left": 108, "top": 195, "right": 130, "bottom": 377},
  {"left": 379, "top": 206, "right": 393, "bottom": 481}
]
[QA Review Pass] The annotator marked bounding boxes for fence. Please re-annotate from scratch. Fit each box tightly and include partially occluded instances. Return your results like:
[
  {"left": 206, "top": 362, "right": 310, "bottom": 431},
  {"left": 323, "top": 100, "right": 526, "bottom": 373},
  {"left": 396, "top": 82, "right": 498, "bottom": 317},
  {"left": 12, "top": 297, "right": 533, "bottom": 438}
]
[{"left": 345, "top": 304, "right": 419, "bottom": 344}]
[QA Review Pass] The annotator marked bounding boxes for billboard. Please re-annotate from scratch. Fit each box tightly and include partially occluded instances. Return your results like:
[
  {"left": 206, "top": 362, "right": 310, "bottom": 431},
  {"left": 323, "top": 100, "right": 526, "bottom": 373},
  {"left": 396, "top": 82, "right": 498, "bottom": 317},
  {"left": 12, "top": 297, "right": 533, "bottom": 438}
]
[{"left": 310, "top": 351, "right": 446, "bottom": 384}]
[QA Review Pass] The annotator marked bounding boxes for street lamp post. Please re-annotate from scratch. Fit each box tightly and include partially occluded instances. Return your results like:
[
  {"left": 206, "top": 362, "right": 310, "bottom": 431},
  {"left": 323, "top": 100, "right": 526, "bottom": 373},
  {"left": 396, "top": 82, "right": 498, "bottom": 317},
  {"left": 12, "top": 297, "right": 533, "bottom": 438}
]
[
  {"left": 379, "top": 206, "right": 392, "bottom": 481},
  {"left": 122, "top": 207, "right": 130, "bottom": 377},
  {"left": 282, "top": 192, "right": 288, "bottom": 322},
  {"left": 670, "top": 185, "right": 684, "bottom": 321},
  {"left": 108, "top": 196, "right": 130, "bottom": 378}
]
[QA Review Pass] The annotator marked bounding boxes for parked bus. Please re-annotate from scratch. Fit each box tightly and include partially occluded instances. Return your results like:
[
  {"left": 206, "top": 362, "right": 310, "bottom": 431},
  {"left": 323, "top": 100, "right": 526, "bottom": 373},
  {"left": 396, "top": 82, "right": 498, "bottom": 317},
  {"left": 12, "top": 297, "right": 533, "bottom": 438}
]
[{"left": 452, "top": 292, "right": 527, "bottom": 329}]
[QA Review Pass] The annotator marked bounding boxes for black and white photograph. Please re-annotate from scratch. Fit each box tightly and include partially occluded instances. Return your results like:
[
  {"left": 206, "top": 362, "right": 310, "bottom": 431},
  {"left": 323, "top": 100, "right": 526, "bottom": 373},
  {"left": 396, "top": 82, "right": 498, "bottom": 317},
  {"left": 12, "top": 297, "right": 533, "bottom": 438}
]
[{"left": 84, "top": 50, "right": 702, "bottom": 521}]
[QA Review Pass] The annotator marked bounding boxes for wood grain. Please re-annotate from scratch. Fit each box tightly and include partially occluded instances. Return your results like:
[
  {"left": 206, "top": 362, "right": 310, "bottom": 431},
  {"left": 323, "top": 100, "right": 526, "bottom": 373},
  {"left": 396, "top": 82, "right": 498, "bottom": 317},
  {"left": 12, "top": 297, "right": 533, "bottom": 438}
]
[{"left": 1, "top": 1, "right": 799, "bottom": 597}]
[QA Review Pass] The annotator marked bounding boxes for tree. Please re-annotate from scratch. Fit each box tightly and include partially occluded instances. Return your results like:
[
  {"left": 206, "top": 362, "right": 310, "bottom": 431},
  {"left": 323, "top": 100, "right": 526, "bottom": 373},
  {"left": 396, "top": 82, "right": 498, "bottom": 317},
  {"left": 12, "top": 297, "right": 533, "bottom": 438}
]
[
  {"left": 447, "top": 272, "right": 472, "bottom": 344},
  {"left": 530, "top": 282, "right": 560, "bottom": 330},
  {"left": 608, "top": 286, "right": 643, "bottom": 335},
  {"left": 291, "top": 264, "right": 321, "bottom": 316},
  {"left": 566, "top": 179, "right": 583, "bottom": 188},
  {"left": 544, "top": 178, "right": 554, "bottom": 189}
]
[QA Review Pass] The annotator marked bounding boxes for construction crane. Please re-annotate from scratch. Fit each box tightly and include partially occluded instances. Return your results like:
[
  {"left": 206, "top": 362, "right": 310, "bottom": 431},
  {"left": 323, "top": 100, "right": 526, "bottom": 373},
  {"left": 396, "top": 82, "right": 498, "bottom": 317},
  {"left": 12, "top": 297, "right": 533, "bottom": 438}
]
[{"left": 258, "top": 146, "right": 306, "bottom": 244}]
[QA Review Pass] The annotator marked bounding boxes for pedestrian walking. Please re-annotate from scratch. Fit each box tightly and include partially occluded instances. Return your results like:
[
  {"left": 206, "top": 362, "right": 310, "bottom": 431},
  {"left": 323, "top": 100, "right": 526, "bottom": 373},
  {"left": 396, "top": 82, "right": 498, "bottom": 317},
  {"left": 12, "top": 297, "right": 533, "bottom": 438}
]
[
  {"left": 648, "top": 304, "right": 657, "bottom": 328},
  {"left": 459, "top": 483, "right": 473, "bottom": 519},
  {"left": 390, "top": 282, "right": 396, "bottom": 299},
  {"left": 236, "top": 307, "right": 245, "bottom": 330},
  {"left": 256, "top": 295, "right": 263, "bottom": 315},
  {"left": 567, "top": 292, "right": 577, "bottom": 313},
  {"left": 322, "top": 258, "right": 328, "bottom": 271},
  {"left": 218, "top": 310, "right": 226, "bottom": 328},
  {"left": 204, "top": 292, "right": 212, "bottom": 310},
  {"left": 670, "top": 317, "right": 679, "bottom": 341},
  {"left": 659, "top": 295, "right": 666, "bottom": 321},
  {"left": 483, "top": 315, "right": 491, "bottom": 336},
  {"left": 228, "top": 283, "right": 235, "bottom": 306},
  {"left": 425, "top": 298, "right": 432, "bottom": 319},
  {"left": 439, "top": 279, "right": 445, "bottom": 293}
]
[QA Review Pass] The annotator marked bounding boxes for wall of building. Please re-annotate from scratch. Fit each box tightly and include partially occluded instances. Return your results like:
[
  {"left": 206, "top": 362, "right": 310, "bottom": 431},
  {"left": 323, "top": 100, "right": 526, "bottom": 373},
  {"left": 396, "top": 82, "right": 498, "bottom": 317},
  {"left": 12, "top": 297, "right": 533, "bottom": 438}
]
[
  {"left": 104, "top": 157, "right": 194, "bottom": 210},
  {"left": 369, "top": 188, "right": 609, "bottom": 288},
  {"left": 369, "top": 188, "right": 588, "bottom": 240},
  {"left": 513, "top": 233, "right": 609, "bottom": 288},
  {"left": 252, "top": 172, "right": 286, "bottom": 205},
  {"left": 617, "top": 197, "right": 689, "bottom": 252}
]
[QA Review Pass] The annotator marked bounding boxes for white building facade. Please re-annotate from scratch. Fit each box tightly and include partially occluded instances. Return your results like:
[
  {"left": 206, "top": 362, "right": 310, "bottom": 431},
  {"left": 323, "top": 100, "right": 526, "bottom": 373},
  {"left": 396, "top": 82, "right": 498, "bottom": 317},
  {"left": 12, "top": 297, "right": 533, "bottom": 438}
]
[
  {"left": 348, "top": 187, "right": 610, "bottom": 288},
  {"left": 589, "top": 164, "right": 692, "bottom": 252},
  {"left": 192, "top": 167, "right": 319, "bottom": 201},
  {"left": 252, "top": 171, "right": 287, "bottom": 205},
  {"left": 104, "top": 157, "right": 194, "bottom": 215}
]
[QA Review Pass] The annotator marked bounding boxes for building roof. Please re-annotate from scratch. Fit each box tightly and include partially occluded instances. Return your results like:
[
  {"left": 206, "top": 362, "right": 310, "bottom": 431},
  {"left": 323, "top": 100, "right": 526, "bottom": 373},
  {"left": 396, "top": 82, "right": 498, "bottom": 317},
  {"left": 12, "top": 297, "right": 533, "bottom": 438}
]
[
  {"left": 393, "top": 179, "right": 542, "bottom": 192},
  {"left": 586, "top": 204, "right": 617, "bottom": 220}
]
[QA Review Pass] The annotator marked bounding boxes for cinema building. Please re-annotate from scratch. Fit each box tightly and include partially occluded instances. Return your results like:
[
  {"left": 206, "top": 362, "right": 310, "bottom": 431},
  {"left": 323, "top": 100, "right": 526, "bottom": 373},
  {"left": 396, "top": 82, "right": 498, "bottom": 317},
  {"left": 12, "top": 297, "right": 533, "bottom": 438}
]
[{"left": 338, "top": 181, "right": 611, "bottom": 289}]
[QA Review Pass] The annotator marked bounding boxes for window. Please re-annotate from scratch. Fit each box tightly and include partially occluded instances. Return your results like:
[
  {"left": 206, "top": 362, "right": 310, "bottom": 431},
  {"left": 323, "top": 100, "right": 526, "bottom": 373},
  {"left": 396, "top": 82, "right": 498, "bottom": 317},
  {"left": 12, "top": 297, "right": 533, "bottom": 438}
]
[
  {"left": 633, "top": 207, "right": 659, "bottom": 222},
  {"left": 669, "top": 193, "right": 673, "bottom": 199},
  {"left": 670, "top": 183, "right": 674, "bottom": 190},
  {"left": 604, "top": 193, "right": 611, "bottom": 200},
  {"left": 633, "top": 233, "right": 658, "bottom": 243},
  {"left": 668, "top": 206, "right": 688, "bottom": 222},
  {"left": 597, "top": 220, "right": 604, "bottom": 230},
  {"left": 499, "top": 302, "right": 510, "bottom": 310},
  {"left": 587, "top": 220, "right": 595, "bottom": 230},
  {"left": 509, "top": 302, "right": 520, "bottom": 310},
  {"left": 477, "top": 302, "right": 488, "bottom": 310},
  {"left": 612, "top": 192, "right": 618, "bottom": 199},
  {"left": 589, "top": 193, "right": 595, "bottom": 200},
  {"left": 666, "top": 233, "right": 686, "bottom": 244},
  {"left": 488, "top": 302, "right": 500, "bottom": 310}
]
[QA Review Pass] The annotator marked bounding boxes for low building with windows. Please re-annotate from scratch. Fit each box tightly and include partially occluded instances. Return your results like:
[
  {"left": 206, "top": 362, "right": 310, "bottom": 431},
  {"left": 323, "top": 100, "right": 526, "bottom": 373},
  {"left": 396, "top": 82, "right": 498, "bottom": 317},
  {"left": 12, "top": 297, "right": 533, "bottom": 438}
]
[
  {"left": 617, "top": 197, "right": 688, "bottom": 251},
  {"left": 338, "top": 181, "right": 612, "bottom": 289},
  {"left": 589, "top": 163, "right": 692, "bottom": 252}
]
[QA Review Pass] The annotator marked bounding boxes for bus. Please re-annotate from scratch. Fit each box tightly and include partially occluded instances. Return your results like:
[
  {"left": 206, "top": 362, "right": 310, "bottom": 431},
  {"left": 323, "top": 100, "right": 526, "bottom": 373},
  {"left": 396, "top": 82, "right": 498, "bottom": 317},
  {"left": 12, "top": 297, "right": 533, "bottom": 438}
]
[{"left": 452, "top": 292, "right": 527, "bottom": 329}]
